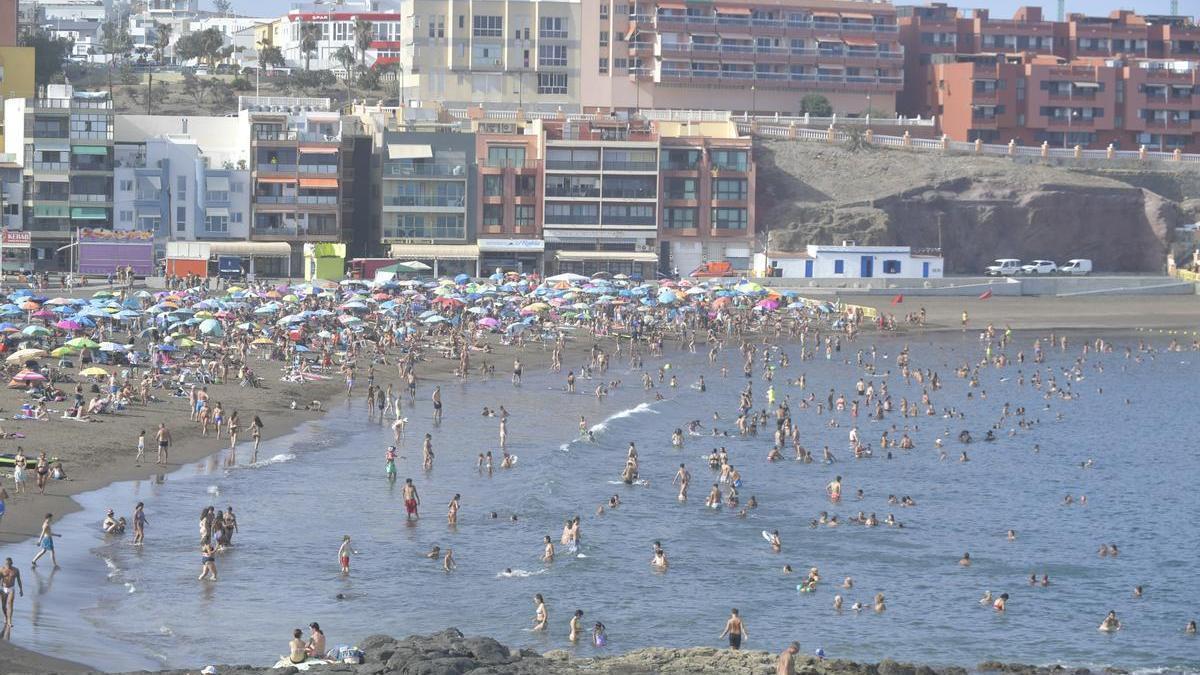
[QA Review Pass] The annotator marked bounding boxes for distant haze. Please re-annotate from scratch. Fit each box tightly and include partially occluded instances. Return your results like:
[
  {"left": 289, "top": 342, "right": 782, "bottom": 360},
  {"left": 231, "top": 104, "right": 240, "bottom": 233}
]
[{"left": 199, "top": 0, "right": 1192, "bottom": 21}]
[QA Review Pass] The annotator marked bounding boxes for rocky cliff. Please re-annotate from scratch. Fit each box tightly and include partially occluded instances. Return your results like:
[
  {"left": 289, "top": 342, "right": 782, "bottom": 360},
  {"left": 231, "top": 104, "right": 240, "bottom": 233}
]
[{"left": 754, "top": 140, "right": 1199, "bottom": 273}]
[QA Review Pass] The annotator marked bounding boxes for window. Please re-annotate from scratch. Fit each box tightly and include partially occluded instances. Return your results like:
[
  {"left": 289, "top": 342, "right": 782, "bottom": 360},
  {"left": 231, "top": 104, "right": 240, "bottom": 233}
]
[
  {"left": 483, "top": 204, "right": 503, "bottom": 226},
  {"left": 437, "top": 16, "right": 445, "bottom": 37},
  {"left": 712, "top": 178, "right": 747, "bottom": 200},
  {"left": 613, "top": 58, "right": 627, "bottom": 70},
  {"left": 333, "top": 21, "right": 349, "bottom": 41},
  {"left": 177, "top": 175, "right": 187, "bottom": 197},
  {"left": 176, "top": 206, "right": 187, "bottom": 231},
  {"left": 428, "top": 15, "right": 437, "bottom": 37},
  {"left": 205, "top": 215, "right": 229, "bottom": 233},
  {"left": 602, "top": 203, "right": 654, "bottom": 224},
  {"left": 882, "top": 259, "right": 901, "bottom": 274},
  {"left": 231, "top": 181, "right": 243, "bottom": 193},
  {"left": 473, "top": 15, "right": 503, "bottom": 37},
  {"left": 711, "top": 150, "right": 748, "bottom": 171},
  {"left": 483, "top": 174, "right": 503, "bottom": 196},
  {"left": 206, "top": 190, "right": 229, "bottom": 202},
  {"left": 599, "top": 57, "right": 609, "bottom": 74},
  {"left": 487, "top": 146, "right": 526, "bottom": 167},
  {"left": 473, "top": 44, "right": 501, "bottom": 61},
  {"left": 384, "top": 213, "right": 466, "bottom": 240},
  {"left": 545, "top": 202, "right": 599, "bottom": 223},
  {"left": 119, "top": 210, "right": 133, "bottom": 222},
  {"left": 600, "top": 3, "right": 608, "bottom": 18},
  {"left": 231, "top": 211, "right": 243, "bottom": 223},
  {"left": 539, "top": 16, "right": 567, "bottom": 38},
  {"left": 515, "top": 205, "right": 535, "bottom": 227},
  {"left": 711, "top": 207, "right": 747, "bottom": 229},
  {"left": 600, "top": 30, "right": 609, "bottom": 47},
  {"left": 664, "top": 177, "right": 696, "bottom": 199},
  {"left": 663, "top": 207, "right": 697, "bottom": 228},
  {"left": 459, "top": 15, "right": 464, "bottom": 29},
  {"left": 537, "top": 73, "right": 568, "bottom": 94},
  {"left": 119, "top": 179, "right": 133, "bottom": 192},
  {"left": 539, "top": 44, "right": 568, "bottom": 66},
  {"left": 833, "top": 259, "right": 845, "bottom": 274}
]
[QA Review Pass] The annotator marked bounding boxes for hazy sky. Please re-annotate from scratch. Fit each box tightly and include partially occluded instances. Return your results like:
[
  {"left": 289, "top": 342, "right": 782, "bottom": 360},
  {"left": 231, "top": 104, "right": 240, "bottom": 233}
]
[{"left": 202, "top": 0, "right": 1191, "bottom": 21}]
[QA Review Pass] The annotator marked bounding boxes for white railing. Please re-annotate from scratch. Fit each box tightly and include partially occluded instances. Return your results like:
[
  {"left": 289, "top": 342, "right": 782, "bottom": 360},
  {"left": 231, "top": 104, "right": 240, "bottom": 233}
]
[
  {"left": 736, "top": 119, "right": 1200, "bottom": 164},
  {"left": 444, "top": 107, "right": 932, "bottom": 129},
  {"left": 239, "top": 96, "right": 332, "bottom": 112}
]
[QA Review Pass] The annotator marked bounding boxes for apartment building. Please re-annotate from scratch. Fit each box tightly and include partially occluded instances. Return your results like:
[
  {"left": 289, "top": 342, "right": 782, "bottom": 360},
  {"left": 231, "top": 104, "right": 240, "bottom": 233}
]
[
  {"left": 3, "top": 85, "right": 114, "bottom": 271},
  {"left": 113, "top": 131, "right": 251, "bottom": 248},
  {"left": 0, "top": 157, "right": 23, "bottom": 271},
  {"left": 899, "top": 4, "right": 1200, "bottom": 117},
  {"left": 1, "top": 0, "right": 17, "bottom": 46},
  {"left": 0, "top": 46, "right": 36, "bottom": 148},
  {"left": 275, "top": 8, "right": 404, "bottom": 72},
  {"left": 933, "top": 53, "right": 1200, "bottom": 152},
  {"left": 657, "top": 121, "right": 755, "bottom": 274},
  {"left": 539, "top": 117, "right": 659, "bottom": 277},
  {"left": 393, "top": 0, "right": 582, "bottom": 110},
  {"left": 380, "top": 131, "right": 478, "bottom": 277},
  {"left": 583, "top": 0, "right": 903, "bottom": 116},
  {"left": 242, "top": 98, "right": 345, "bottom": 276},
  {"left": 477, "top": 133, "right": 544, "bottom": 273}
]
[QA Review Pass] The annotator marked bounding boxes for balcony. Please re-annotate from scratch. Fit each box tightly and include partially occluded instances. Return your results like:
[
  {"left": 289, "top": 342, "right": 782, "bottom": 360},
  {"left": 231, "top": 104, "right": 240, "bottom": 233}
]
[
  {"left": 297, "top": 195, "right": 339, "bottom": 205},
  {"left": 545, "top": 160, "right": 601, "bottom": 171},
  {"left": 256, "top": 195, "right": 297, "bottom": 204},
  {"left": 602, "top": 215, "right": 657, "bottom": 225},
  {"left": 252, "top": 225, "right": 339, "bottom": 239},
  {"left": 70, "top": 131, "right": 113, "bottom": 141},
  {"left": 544, "top": 214, "right": 600, "bottom": 225},
  {"left": 602, "top": 188, "right": 657, "bottom": 199},
  {"left": 30, "top": 98, "right": 112, "bottom": 110},
  {"left": 258, "top": 163, "right": 299, "bottom": 174},
  {"left": 32, "top": 162, "right": 70, "bottom": 172},
  {"left": 661, "top": 161, "right": 699, "bottom": 171},
  {"left": 69, "top": 193, "right": 109, "bottom": 203},
  {"left": 602, "top": 160, "right": 657, "bottom": 171},
  {"left": 298, "top": 164, "right": 338, "bottom": 175},
  {"left": 384, "top": 162, "right": 468, "bottom": 178},
  {"left": 545, "top": 186, "right": 600, "bottom": 198},
  {"left": 384, "top": 195, "right": 466, "bottom": 208}
]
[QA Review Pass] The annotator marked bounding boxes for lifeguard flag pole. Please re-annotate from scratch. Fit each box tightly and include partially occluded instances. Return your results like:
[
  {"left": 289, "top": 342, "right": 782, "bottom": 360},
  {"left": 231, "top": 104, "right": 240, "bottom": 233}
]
[{"left": 978, "top": 289, "right": 993, "bottom": 300}]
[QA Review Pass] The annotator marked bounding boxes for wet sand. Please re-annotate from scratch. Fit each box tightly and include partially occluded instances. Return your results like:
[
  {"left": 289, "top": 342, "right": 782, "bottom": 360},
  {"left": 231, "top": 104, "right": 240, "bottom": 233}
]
[{"left": 0, "top": 291, "right": 1197, "bottom": 673}]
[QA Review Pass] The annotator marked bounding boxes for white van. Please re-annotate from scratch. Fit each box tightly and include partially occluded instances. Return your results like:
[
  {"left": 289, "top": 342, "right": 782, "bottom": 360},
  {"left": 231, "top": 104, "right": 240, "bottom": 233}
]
[
  {"left": 985, "top": 259, "right": 1022, "bottom": 276},
  {"left": 1060, "top": 259, "right": 1092, "bottom": 275}
]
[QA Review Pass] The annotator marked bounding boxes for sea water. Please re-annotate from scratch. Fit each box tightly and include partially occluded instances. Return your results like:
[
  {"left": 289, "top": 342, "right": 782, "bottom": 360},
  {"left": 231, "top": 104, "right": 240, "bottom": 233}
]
[{"left": 2, "top": 331, "right": 1198, "bottom": 672}]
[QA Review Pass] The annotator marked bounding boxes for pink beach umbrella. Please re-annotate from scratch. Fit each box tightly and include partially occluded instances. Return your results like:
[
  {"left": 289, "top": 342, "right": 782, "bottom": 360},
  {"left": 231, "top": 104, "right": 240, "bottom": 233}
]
[{"left": 55, "top": 319, "right": 83, "bottom": 331}]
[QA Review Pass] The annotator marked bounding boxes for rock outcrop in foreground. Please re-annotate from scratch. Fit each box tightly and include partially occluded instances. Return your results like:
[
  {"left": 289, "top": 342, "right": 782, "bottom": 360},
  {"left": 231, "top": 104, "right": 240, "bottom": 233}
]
[{"left": 114, "top": 628, "right": 1131, "bottom": 675}]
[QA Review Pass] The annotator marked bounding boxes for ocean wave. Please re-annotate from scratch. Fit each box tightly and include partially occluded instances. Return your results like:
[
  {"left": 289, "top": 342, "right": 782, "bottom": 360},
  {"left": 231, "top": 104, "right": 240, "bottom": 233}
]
[
  {"left": 496, "top": 568, "right": 547, "bottom": 578},
  {"left": 103, "top": 556, "right": 122, "bottom": 580},
  {"left": 247, "top": 453, "right": 297, "bottom": 468},
  {"left": 590, "top": 402, "right": 658, "bottom": 434}
]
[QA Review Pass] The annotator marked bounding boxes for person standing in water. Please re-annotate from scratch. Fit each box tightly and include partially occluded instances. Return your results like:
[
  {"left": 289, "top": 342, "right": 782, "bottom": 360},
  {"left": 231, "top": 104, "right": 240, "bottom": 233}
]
[
  {"left": 569, "top": 609, "right": 583, "bottom": 642},
  {"left": 431, "top": 386, "right": 443, "bottom": 423},
  {"left": 673, "top": 463, "right": 690, "bottom": 501},
  {"left": 533, "top": 594, "right": 548, "bottom": 631},
  {"left": 132, "top": 502, "right": 147, "bottom": 546},
  {"left": 720, "top": 608, "right": 748, "bottom": 650},
  {"left": 447, "top": 494, "right": 460, "bottom": 526},
  {"left": 403, "top": 479, "right": 421, "bottom": 520},
  {"left": 0, "top": 557, "right": 23, "bottom": 637},
  {"left": 338, "top": 535, "right": 355, "bottom": 575}
]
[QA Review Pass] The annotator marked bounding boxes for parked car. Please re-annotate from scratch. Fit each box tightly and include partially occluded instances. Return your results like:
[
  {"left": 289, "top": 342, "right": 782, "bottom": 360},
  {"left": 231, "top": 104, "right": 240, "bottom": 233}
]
[
  {"left": 1060, "top": 259, "right": 1093, "bottom": 275},
  {"left": 1021, "top": 260, "right": 1058, "bottom": 275},
  {"left": 985, "top": 258, "right": 1022, "bottom": 276}
]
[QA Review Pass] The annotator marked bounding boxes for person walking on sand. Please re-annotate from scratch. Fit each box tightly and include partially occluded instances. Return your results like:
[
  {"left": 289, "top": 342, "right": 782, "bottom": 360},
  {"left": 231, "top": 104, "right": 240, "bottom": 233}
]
[
  {"left": 135, "top": 429, "right": 146, "bottom": 465},
  {"left": 132, "top": 502, "right": 148, "bottom": 545},
  {"left": 250, "top": 416, "right": 264, "bottom": 462},
  {"left": 156, "top": 423, "right": 171, "bottom": 465},
  {"left": 31, "top": 514, "right": 59, "bottom": 568},
  {"left": 720, "top": 608, "right": 747, "bottom": 650},
  {"left": 338, "top": 535, "right": 355, "bottom": 575}
]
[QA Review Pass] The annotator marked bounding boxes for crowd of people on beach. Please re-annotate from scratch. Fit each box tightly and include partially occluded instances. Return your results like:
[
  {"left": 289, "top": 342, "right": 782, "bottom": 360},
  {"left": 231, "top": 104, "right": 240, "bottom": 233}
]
[{"left": 0, "top": 269, "right": 1197, "bottom": 669}]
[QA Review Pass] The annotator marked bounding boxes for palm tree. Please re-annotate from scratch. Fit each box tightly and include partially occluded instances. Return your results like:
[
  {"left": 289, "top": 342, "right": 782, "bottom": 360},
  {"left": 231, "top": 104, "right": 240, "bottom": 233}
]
[
  {"left": 299, "top": 22, "right": 320, "bottom": 71},
  {"left": 333, "top": 45, "right": 355, "bottom": 74},
  {"left": 153, "top": 21, "right": 172, "bottom": 64},
  {"left": 353, "top": 19, "right": 373, "bottom": 69}
]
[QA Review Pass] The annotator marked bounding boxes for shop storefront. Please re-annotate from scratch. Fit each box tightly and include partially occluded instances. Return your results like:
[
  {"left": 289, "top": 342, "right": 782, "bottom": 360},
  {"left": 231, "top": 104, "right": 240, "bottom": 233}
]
[
  {"left": 388, "top": 243, "right": 480, "bottom": 277},
  {"left": 553, "top": 250, "right": 659, "bottom": 279},
  {"left": 477, "top": 239, "right": 544, "bottom": 276}
]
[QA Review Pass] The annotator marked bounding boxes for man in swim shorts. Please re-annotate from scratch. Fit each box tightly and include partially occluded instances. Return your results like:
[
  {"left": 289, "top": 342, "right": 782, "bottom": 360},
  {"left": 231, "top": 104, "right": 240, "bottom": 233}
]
[
  {"left": 156, "top": 423, "right": 171, "bottom": 465},
  {"left": 720, "top": 608, "right": 747, "bottom": 649},
  {"left": 402, "top": 479, "right": 420, "bottom": 519},
  {"left": 1, "top": 557, "right": 23, "bottom": 633}
]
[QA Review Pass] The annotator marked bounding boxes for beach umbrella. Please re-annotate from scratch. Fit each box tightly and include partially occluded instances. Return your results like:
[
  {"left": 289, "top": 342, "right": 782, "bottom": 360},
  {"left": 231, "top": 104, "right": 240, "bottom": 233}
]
[
  {"left": 45, "top": 297, "right": 73, "bottom": 306},
  {"left": 50, "top": 346, "right": 76, "bottom": 357},
  {"left": 7, "top": 348, "right": 47, "bottom": 363},
  {"left": 422, "top": 315, "right": 447, "bottom": 324},
  {"left": 478, "top": 317, "right": 500, "bottom": 328},
  {"left": 12, "top": 370, "right": 46, "bottom": 382},
  {"left": 339, "top": 315, "right": 362, "bottom": 325},
  {"left": 173, "top": 337, "right": 197, "bottom": 349},
  {"left": 252, "top": 337, "right": 274, "bottom": 345},
  {"left": 98, "top": 342, "right": 127, "bottom": 352},
  {"left": 92, "top": 290, "right": 116, "bottom": 298},
  {"left": 545, "top": 273, "right": 589, "bottom": 283},
  {"left": 66, "top": 337, "right": 100, "bottom": 349},
  {"left": 80, "top": 367, "right": 109, "bottom": 377},
  {"left": 55, "top": 319, "right": 83, "bottom": 331},
  {"left": 21, "top": 325, "right": 50, "bottom": 337},
  {"left": 199, "top": 319, "right": 224, "bottom": 336}
]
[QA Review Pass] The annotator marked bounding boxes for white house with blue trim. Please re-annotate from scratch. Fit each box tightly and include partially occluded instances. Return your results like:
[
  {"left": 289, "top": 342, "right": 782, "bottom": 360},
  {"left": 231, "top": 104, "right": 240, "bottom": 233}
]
[{"left": 754, "top": 244, "right": 944, "bottom": 279}]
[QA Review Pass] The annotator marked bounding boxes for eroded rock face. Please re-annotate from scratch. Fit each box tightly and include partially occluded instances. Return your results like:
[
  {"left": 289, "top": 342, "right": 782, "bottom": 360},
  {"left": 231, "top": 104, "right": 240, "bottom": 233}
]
[
  {"left": 755, "top": 140, "right": 1193, "bottom": 273},
  {"left": 97, "top": 631, "right": 994, "bottom": 675}
]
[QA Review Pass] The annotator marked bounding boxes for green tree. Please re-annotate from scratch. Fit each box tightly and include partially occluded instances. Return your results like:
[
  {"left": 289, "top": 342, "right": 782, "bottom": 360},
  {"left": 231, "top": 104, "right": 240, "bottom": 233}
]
[
  {"left": 298, "top": 23, "right": 320, "bottom": 71},
  {"left": 353, "top": 19, "right": 374, "bottom": 69},
  {"left": 799, "top": 93, "right": 833, "bottom": 117},
  {"left": 152, "top": 22, "right": 172, "bottom": 63},
  {"left": 174, "top": 27, "right": 225, "bottom": 68},
  {"left": 258, "top": 44, "right": 285, "bottom": 69},
  {"left": 19, "top": 30, "right": 72, "bottom": 87},
  {"left": 101, "top": 19, "right": 132, "bottom": 60},
  {"left": 333, "top": 45, "right": 355, "bottom": 73},
  {"left": 213, "top": 0, "right": 232, "bottom": 16}
]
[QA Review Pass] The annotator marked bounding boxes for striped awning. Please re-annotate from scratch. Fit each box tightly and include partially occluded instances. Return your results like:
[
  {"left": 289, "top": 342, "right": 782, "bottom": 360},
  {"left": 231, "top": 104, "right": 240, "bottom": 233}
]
[
  {"left": 555, "top": 250, "right": 658, "bottom": 262},
  {"left": 388, "top": 243, "right": 479, "bottom": 260}
]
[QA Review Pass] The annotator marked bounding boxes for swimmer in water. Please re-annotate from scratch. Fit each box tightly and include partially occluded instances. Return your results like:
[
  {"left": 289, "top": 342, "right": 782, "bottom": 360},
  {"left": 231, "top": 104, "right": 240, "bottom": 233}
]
[
  {"left": 959, "top": 552, "right": 972, "bottom": 566},
  {"left": 1099, "top": 610, "right": 1121, "bottom": 632},
  {"left": 767, "top": 530, "right": 781, "bottom": 553}
]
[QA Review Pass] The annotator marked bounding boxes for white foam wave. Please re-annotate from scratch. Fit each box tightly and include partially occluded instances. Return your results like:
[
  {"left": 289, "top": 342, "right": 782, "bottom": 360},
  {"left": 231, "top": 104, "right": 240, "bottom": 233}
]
[
  {"left": 247, "top": 453, "right": 297, "bottom": 468},
  {"left": 124, "top": 582, "right": 136, "bottom": 593},
  {"left": 589, "top": 402, "right": 657, "bottom": 434},
  {"left": 206, "top": 485, "right": 220, "bottom": 496},
  {"left": 103, "top": 556, "right": 122, "bottom": 580}
]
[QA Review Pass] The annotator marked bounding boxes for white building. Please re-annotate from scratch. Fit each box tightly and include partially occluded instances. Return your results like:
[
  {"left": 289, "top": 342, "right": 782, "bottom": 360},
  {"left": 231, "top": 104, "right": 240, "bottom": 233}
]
[
  {"left": 46, "top": 20, "right": 104, "bottom": 61},
  {"left": 39, "top": 0, "right": 105, "bottom": 22},
  {"left": 754, "top": 245, "right": 944, "bottom": 280},
  {"left": 276, "top": 7, "right": 403, "bottom": 73},
  {"left": 113, "top": 116, "right": 250, "bottom": 248}
]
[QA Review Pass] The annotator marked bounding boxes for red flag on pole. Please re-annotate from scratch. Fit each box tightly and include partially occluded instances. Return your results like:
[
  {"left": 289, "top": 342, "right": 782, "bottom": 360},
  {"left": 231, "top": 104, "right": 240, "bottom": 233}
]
[
  {"left": 890, "top": 294, "right": 904, "bottom": 305},
  {"left": 978, "top": 289, "right": 993, "bottom": 300}
]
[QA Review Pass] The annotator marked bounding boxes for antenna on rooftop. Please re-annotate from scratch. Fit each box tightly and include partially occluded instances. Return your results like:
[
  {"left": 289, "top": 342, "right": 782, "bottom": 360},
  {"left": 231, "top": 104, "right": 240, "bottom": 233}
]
[{"left": 1056, "top": 0, "right": 1064, "bottom": 21}]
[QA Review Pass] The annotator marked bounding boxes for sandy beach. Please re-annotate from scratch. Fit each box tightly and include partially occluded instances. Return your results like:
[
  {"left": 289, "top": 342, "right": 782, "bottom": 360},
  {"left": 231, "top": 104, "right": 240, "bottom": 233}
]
[{"left": 0, "top": 286, "right": 1197, "bottom": 673}]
